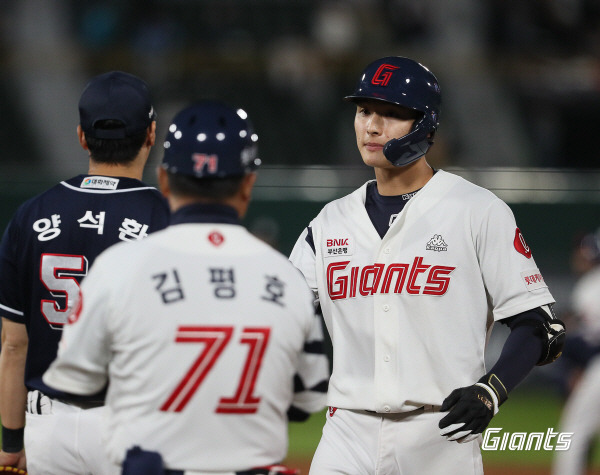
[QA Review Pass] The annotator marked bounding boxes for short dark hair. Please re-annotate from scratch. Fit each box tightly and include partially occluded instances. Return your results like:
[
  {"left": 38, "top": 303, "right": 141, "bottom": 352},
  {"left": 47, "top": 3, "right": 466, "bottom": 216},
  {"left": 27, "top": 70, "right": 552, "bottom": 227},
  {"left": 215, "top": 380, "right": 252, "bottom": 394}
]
[
  {"left": 85, "top": 120, "right": 148, "bottom": 165},
  {"left": 166, "top": 171, "right": 245, "bottom": 201}
]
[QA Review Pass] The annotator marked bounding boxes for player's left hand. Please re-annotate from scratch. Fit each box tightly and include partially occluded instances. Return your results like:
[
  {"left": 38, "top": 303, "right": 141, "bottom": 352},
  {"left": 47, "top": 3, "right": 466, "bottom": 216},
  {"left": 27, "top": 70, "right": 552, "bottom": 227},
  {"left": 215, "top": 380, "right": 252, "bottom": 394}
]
[{"left": 438, "top": 380, "right": 502, "bottom": 443}]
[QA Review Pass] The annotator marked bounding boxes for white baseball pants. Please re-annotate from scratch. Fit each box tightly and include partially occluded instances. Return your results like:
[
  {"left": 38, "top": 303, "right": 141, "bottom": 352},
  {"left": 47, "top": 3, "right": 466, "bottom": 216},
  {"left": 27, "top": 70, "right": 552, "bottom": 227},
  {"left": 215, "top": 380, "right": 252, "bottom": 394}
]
[{"left": 309, "top": 407, "right": 483, "bottom": 475}]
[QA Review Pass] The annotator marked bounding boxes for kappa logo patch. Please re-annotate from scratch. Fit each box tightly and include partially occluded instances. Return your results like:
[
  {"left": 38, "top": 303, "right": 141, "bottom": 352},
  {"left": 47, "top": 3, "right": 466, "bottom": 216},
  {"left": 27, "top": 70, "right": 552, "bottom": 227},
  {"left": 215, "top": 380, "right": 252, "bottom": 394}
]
[
  {"left": 426, "top": 234, "right": 448, "bottom": 252},
  {"left": 521, "top": 268, "right": 547, "bottom": 291},
  {"left": 80, "top": 176, "right": 119, "bottom": 190},
  {"left": 323, "top": 236, "right": 354, "bottom": 258}
]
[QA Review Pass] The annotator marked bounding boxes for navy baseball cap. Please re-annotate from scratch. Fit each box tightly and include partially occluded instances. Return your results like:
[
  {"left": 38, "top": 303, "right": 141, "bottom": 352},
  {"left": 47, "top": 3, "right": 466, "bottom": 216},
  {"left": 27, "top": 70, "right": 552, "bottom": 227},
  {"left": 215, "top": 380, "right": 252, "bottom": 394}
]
[
  {"left": 79, "top": 71, "right": 156, "bottom": 140},
  {"left": 162, "top": 100, "right": 260, "bottom": 178}
]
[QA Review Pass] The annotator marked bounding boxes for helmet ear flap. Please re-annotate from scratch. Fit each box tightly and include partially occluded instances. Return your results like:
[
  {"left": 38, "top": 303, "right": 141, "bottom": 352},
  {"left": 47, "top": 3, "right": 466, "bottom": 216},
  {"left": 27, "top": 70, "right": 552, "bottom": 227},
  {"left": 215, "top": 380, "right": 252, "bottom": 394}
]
[{"left": 383, "top": 114, "right": 436, "bottom": 167}]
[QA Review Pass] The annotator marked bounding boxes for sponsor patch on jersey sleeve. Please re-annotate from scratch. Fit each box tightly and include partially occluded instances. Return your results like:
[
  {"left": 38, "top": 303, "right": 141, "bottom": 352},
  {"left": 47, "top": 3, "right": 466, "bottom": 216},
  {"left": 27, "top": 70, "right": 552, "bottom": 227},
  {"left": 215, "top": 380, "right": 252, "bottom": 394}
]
[
  {"left": 323, "top": 236, "right": 354, "bottom": 258},
  {"left": 520, "top": 268, "right": 547, "bottom": 291}
]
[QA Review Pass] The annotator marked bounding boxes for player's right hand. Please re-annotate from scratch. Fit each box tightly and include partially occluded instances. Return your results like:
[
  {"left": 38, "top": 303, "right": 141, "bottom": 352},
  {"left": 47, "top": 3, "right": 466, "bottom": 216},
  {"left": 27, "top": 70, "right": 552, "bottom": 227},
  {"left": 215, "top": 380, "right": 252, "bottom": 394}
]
[
  {"left": 0, "top": 449, "right": 27, "bottom": 472},
  {"left": 438, "top": 382, "right": 499, "bottom": 443}
]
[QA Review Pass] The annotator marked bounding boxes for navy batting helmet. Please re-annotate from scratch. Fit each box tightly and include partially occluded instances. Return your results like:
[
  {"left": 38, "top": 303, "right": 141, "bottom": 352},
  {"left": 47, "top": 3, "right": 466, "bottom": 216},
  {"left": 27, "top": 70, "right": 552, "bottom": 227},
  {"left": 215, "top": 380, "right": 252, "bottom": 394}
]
[
  {"left": 345, "top": 56, "right": 441, "bottom": 167},
  {"left": 162, "top": 100, "right": 261, "bottom": 178}
]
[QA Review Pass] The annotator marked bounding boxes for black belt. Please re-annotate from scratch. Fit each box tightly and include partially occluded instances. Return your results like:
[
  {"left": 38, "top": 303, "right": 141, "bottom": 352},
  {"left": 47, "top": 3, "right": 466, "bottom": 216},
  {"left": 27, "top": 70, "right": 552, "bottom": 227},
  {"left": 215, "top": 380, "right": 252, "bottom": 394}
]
[
  {"left": 363, "top": 404, "right": 440, "bottom": 416},
  {"left": 27, "top": 390, "right": 104, "bottom": 414}
]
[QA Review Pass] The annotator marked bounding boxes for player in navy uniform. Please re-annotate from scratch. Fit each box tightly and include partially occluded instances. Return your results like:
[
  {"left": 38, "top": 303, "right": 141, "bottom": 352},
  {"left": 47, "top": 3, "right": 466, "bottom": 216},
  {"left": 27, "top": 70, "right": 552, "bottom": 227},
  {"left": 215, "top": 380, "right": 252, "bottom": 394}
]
[{"left": 0, "top": 71, "right": 169, "bottom": 474}]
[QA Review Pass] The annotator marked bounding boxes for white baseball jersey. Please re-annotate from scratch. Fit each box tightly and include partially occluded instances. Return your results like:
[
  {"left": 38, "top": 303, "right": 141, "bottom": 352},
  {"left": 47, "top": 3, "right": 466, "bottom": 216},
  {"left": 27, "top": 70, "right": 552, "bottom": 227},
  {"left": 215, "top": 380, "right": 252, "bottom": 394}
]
[
  {"left": 572, "top": 266, "right": 600, "bottom": 343},
  {"left": 290, "top": 169, "right": 554, "bottom": 413},
  {"left": 552, "top": 267, "right": 600, "bottom": 475},
  {"left": 44, "top": 218, "right": 329, "bottom": 471}
]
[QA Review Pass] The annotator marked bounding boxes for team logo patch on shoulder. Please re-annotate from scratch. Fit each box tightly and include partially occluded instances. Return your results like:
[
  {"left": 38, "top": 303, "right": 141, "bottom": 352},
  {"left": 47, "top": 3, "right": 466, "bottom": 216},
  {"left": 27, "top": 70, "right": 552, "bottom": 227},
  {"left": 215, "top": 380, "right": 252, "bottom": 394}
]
[
  {"left": 80, "top": 176, "right": 119, "bottom": 190},
  {"left": 514, "top": 228, "right": 532, "bottom": 259},
  {"left": 426, "top": 234, "right": 448, "bottom": 252},
  {"left": 208, "top": 231, "right": 224, "bottom": 246},
  {"left": 323, "top": 236, "right": 354, "bottom": 258},
  {"left": 521, "top": 268, "right": 547, "bottom": 291}
]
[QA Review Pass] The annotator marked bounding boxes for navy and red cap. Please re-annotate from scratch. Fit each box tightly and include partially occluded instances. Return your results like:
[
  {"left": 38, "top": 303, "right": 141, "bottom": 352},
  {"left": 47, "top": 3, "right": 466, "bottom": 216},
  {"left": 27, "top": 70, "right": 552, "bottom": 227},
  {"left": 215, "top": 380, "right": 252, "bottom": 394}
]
[
  {"left": 344, "top": 56, "right": 442, "bottom": 167},
  {"left": 344, "top": 56, "right": 440, "bottom": 116},
  {"left": 161, "top": 100, "right": 261, "bottom": 179},
  {"left": 79, "top": 71, "right": 156, "bottom": 140}
]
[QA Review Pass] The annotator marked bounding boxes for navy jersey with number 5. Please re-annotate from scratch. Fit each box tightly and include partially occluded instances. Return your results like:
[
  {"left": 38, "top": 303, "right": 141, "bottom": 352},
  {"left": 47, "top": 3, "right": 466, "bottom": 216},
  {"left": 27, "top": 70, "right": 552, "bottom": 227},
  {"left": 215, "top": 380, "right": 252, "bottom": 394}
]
[{"left": 0, "top": 174, "right": 170, "bottom": 395}]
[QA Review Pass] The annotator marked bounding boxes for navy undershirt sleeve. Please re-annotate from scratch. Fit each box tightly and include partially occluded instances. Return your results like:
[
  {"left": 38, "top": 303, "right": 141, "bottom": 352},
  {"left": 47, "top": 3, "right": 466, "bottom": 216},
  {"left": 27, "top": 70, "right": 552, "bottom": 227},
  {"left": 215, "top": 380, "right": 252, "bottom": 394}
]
[{"left": 485, "top": 310, "right": 545, "bottom": 394}]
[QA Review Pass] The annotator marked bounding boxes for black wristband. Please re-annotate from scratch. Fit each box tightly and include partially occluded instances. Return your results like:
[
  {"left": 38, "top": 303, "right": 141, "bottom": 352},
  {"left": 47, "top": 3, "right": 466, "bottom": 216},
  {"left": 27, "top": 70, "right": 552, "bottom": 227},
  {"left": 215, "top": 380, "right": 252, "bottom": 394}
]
[{"left": 2, "top": 426, "right": 24, "bottom": 453}]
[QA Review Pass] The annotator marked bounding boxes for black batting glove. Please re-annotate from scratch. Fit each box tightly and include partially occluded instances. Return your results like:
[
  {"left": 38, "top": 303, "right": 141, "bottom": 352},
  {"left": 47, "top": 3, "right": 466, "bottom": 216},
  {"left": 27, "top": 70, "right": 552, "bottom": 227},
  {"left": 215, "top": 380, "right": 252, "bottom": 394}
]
[{"left": 438, "top": 374, "right": 508, "bottom": 443}]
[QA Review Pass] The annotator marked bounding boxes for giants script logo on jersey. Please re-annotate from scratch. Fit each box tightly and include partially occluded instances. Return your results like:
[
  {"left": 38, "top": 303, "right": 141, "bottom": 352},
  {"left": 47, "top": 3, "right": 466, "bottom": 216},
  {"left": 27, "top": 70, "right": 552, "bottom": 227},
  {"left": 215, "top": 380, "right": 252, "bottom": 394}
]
[
  {"left": 514, "top": 228, "right": 532, "bottom": 259},
  {"left": 371, "top": 64, "right": 400, "bottom": 86},
  {"left": 327, "top": 256, "right": 456, "bottom": 300}
]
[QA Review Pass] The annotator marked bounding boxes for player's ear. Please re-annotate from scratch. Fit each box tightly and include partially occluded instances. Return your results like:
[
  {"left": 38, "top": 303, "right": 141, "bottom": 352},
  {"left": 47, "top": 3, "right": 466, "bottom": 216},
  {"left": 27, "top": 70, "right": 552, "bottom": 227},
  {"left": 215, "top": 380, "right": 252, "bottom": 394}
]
[
  {"left": 77, "top": 125, "right": 89, "bottom": 151},
  {"left": 237, "top": 172, "right": 257, "bottom": 219},
  {"left": 146, "top": 121, "right": 156, "bottom": 147},
  {"left": 240, "top": 172, "right": 257, "bottom": 202}
]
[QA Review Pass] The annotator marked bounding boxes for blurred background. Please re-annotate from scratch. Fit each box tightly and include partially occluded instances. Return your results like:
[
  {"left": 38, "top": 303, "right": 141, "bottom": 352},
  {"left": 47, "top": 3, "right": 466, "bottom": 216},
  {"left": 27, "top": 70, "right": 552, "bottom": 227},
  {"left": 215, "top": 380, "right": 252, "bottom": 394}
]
[{"left": 1, "top": 0, "right": 600, "bottom": 472}]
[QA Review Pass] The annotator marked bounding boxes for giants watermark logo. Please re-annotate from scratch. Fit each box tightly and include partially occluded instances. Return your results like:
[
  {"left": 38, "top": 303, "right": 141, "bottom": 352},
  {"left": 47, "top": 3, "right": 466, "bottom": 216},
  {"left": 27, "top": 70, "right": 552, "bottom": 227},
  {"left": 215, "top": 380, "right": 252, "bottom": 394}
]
[
  {"left": 482, "top": 428, "right": 573, "bottom": 451},
  {"left": 371, "top": 64, "right": 400, "bottom": 86},
  {"left": 327, "top": 257, "right": 455, "bottom": 300}
]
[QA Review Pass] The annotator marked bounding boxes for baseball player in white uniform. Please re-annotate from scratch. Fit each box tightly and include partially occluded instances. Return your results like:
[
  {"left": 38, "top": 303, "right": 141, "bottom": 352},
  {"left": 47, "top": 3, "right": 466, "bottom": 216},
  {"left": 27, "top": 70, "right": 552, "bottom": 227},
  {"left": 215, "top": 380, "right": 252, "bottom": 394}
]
[
  {"left": 289, "top": 56, "right": 565, "bottom": 475},
  {"left": 552, "top": 229, "right": 600, "bottom": 475},
  {"left": 43, "top": 101, "right": 330, "bottom": 474}
]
